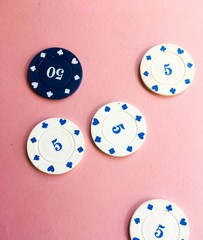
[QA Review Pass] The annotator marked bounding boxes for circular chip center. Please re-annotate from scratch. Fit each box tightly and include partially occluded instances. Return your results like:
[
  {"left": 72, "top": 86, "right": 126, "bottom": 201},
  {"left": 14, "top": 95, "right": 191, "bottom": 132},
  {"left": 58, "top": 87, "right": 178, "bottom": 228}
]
[
  {"left": 142, "top": 211, "right": 179, "bottom": 240},
  {"left": 151, "top": 53, "right": 185, "bottom": 85},
  {"left": 38, "top": 127, "right": 75, "bottom": 163},
  {"left": 38, "top": 57, "right": 73, "bottom": 89},
  {"left": 102, "top": 111, "right": 137, "bottom": 146}
]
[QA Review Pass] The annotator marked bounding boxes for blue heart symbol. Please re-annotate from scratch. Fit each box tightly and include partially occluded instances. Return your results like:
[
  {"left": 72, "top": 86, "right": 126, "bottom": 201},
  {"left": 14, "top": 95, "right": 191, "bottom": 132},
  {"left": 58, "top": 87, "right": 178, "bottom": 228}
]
[
  {"left": 160, "top": 46, "right": 166, "bottom": 52},
  {"left": 105, "top": 106, "right": 111, "bottom": 112},
  {"left": 47, "top": 165, "right": 55, "bottom": 172},
  {"left": 59, "top": 119, "right": 66, "bottom": 125},
  {"left": 74, "top": 130, "right": 80, "bottom": 135},
  {"left": 187, "top": 62, "right": 193, "bottom": 68},
  {"left": 127, "top": 146, "right": 132, "bottom": 152},
  {"left": 152, "top": 85, "right": 158, "bottom": 92},
  {"left": 92, "top": 118, "right": 99, "bottom": 126},
  {"left": 66, "top": 162, "right": 73, "bottom": 168},
  {"left": 166, "top": 205, "right": 172, "bottom": 212},
  {"left": 143, "top": 71, "right": 149, "bottom": 77},
  {"left": 146, "top": 55, "right": 151, "bottom": 60},
  {"left": 185, "top": 79, "right": 190, "bottom": 84},
  {"left": 95, "top": 136, "right": 101, "bottom": 143},
  {"left": 177, "top": 48, "right": 184, "bottom": 54},
  {"left": 170, "top": 88, "right": 176, "bottom": 94},
  {"left": 132, "top": 238, "right": 140, "bottom": 240},
  {"left": 42, "top": 122, "right": 48, "bottom": 128},
  {"left": 134, "top": 218, "right": 140, "bottom": 224},
  {"left": 34, "top": 155, "right": 39, "bottom": 160},
  {"left": 138, "top": 132, "right": 145, "bottom": 140},
  {"left": 136, "top": 115, "right": 142, "bottom": 122},
  {"left": 180, "top": 218, "right": 187, "bottom": 226}
]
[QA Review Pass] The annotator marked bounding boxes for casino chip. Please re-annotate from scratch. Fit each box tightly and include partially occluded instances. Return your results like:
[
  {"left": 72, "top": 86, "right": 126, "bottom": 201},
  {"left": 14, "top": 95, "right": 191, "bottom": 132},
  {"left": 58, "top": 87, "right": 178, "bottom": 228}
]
[
  {"left": 91, "top": 102, "right": 147, "bottom": 157},
  {"left": 28, "top": 47, "right": 83, "bottom": 99},
  {"left": 27, "top": 118, "right": 84, "bottom": 174},
  {"left": 140, "top": 43, "right": 195, "bottom": 96},
  {"left": 129, "top": 199, "right": 189, "bottom": 240}
]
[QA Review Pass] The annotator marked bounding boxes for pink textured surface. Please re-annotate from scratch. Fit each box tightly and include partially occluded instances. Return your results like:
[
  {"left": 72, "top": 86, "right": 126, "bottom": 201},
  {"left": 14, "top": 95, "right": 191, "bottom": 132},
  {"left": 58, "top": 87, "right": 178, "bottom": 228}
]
[{"left": 1, "top": 1, "right": 202, "bottom": 239}]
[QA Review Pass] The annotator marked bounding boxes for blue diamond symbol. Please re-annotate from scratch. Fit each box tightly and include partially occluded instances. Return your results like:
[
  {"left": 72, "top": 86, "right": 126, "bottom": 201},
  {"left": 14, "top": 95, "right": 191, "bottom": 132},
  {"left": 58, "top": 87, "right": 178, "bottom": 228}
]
[
  {"left": 121, "top": 104, "right": 128, "bottom": 110},
  {"left": 31, "top": 137, "right": 37, "bottom": 143},
  {"left": 77, "top": 147, "right": 84, "bottom": 153},
  {"left": 147, "top": 204, "right": 153, "bottom": 210},
  {"left": 109, "top": 148, "right": 115, "bottom": 154}
]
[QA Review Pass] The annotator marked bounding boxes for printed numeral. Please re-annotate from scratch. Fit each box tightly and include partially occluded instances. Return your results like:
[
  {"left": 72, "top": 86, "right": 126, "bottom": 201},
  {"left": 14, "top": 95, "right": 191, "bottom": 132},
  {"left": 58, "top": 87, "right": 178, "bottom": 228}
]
[
  {"left": 154, "top": 224, "right": 165, "bottom": 238},
  {"left": 112, "top": 124, "right": 125, "bottom": 134},
  {"left": 47, "top": 67, "right": 64, "bottom": 80},
  {"left": 51, "top": 138, "right": 62, "bottom": 151},
  {"left": 164, "top": 64, "right": 172, "bottom": 75}
]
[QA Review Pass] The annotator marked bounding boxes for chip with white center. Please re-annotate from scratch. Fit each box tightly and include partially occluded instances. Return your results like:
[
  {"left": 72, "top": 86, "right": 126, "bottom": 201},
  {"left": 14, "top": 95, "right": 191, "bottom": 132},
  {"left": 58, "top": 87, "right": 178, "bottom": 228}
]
[
  {"left": 27, "top": 118, "right": 84, "bottom": 174},
  {"left": 129, "top": 199, "right": 190, "bottom": 240},
  {"left": 91, "top": 102, "right": 147, "bottom": 157},
  {"left": 140, "top": 43, "right": 195, "bottom": 96}
]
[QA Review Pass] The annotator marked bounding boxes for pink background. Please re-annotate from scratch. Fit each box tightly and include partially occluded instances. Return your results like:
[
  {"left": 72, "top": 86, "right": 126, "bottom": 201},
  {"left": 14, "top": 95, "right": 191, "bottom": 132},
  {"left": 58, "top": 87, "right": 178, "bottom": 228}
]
[{"left": 1, "top": 1, "right": 202, "bottom": 239}]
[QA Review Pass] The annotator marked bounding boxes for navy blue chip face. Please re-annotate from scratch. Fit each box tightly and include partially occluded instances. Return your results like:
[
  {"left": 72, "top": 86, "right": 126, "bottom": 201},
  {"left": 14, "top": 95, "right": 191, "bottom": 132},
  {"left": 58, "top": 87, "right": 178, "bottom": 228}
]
[{"left": 28, "top": 48, "right": 83, "bottom": 99}]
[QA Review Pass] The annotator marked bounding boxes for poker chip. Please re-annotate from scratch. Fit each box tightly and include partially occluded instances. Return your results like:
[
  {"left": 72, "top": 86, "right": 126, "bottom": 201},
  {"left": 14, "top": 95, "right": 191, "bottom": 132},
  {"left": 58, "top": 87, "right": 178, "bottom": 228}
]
[
  {"left": 140, "top": 43, "right": 195, "bottom": 96},
  {"left": 129, "top": 199, "right": 189, "bottom": 240},
  {"left": 91, "top": 102, "right": 147, "bottom": 157},
  {"left": 28, "top": 47, "right": 83, "bottom": 99},
  {"left": 27, "top": 118, "right": 84, "bottom": 174}
]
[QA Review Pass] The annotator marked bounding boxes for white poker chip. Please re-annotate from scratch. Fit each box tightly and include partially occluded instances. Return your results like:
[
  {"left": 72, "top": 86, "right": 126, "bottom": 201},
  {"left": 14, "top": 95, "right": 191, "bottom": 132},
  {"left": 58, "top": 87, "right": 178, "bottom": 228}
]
[
  {"left": 27, "top": 118, "right": 84, "bottom": 174},
  {"left": 129, "top": 199, "right": 189, "bottom": 240},
  {"left": 91, "top": 102, "right": 147, "bottom": 157},
  {"left": 140, "top": 43, "right": 195, "bottom": 96}
]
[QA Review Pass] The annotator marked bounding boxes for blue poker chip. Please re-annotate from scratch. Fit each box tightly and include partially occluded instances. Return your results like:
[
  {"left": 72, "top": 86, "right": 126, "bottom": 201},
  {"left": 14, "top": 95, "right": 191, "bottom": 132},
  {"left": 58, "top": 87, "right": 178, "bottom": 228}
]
[{"left": 28, "top": 47, "right": 83, "bottom": 99}]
